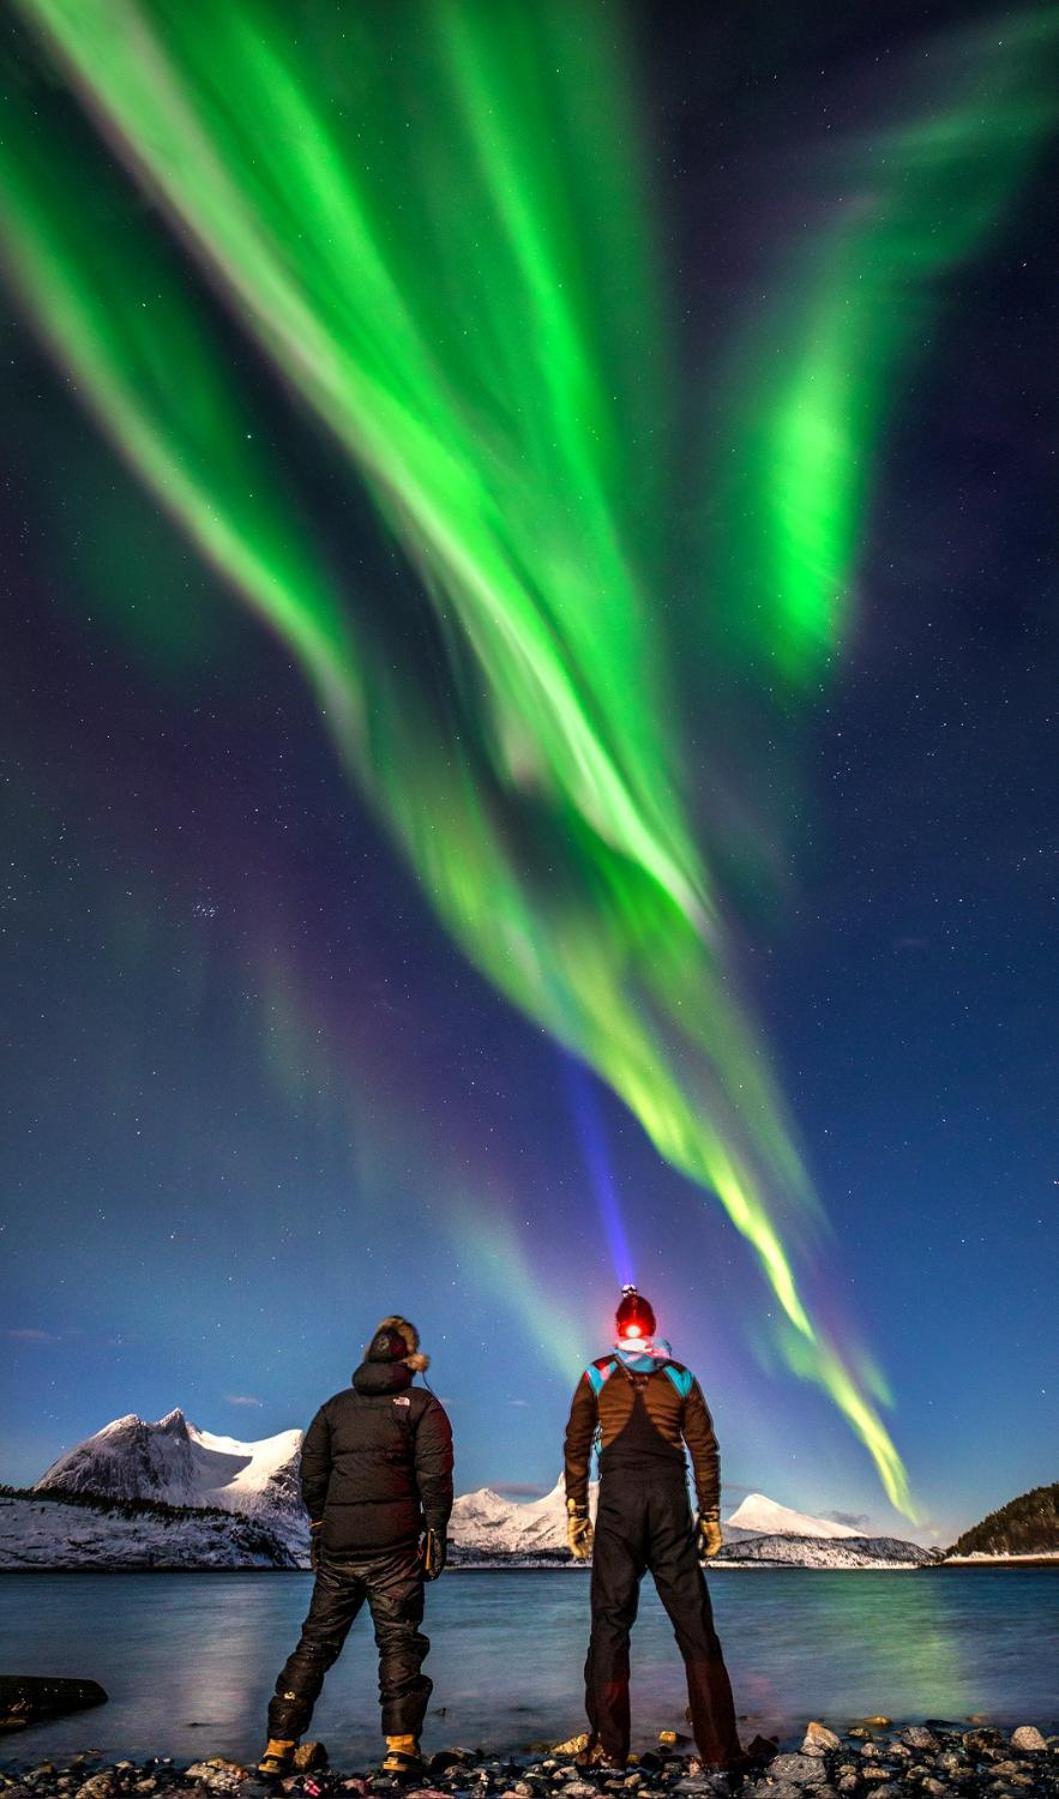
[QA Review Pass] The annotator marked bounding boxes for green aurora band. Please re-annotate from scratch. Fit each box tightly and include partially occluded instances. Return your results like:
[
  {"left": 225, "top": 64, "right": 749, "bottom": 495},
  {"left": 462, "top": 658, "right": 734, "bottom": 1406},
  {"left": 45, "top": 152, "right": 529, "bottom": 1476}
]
[
  {"left": 712, "top": 8, "right": 1059, "bottom": 684},
  {"left": 2, "top": 0, "right": 1054, "bottom": 1515}
]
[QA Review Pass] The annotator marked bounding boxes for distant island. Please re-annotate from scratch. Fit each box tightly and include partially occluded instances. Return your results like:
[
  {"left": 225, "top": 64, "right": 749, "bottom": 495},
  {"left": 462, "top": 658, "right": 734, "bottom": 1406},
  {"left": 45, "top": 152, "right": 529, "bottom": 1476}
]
[
  {"left": 946, "top": 1484, "right": 1059, "bottom": 1563},
  {"left": 1, "top": 1409, "right": 1055, "bottom": 1572}
]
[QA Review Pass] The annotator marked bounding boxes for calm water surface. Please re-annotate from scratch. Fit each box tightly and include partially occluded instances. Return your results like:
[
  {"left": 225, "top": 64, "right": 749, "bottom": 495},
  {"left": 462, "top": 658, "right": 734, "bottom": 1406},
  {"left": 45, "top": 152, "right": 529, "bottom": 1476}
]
[{"left": 1, "top": 1569, "right": 1056, "bottom": 1768}]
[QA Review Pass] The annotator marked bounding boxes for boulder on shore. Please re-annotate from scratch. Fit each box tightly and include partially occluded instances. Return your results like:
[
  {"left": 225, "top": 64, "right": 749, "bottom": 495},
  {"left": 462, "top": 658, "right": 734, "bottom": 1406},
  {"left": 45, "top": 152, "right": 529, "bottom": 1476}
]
[
  {"left": 1011, "top": 1725, "right": 1048, "bottom": 1753},
  {"left": 801, "top": 1722, "right": 842, "bottom": 1756},
  {"left": 0, "top": 1674, "right": 108, "bottom": 1732}
]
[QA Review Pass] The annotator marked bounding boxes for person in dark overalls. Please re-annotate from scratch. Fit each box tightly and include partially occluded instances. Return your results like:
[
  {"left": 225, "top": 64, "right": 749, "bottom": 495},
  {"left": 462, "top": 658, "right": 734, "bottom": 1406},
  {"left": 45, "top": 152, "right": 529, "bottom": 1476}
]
[
  {"left": 259, "top": 1316, "right": 453, "bottom": 1779},
  {"left": 563, "top": 1286, "right": 741, "bottom": 1770}
]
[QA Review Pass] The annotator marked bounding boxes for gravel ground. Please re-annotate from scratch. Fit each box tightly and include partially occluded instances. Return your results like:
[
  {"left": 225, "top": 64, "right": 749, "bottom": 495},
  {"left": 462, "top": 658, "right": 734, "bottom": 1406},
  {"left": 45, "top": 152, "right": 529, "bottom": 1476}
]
[{"left": 2, "top": 1720, "right": 1057, "bottom": 1799}]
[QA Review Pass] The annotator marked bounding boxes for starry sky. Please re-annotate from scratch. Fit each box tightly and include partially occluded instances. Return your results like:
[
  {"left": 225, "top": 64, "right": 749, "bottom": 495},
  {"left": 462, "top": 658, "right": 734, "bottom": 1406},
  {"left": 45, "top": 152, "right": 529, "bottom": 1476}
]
[{"left": 1, "top": 0, "right": 1057, "bottom": 1546}]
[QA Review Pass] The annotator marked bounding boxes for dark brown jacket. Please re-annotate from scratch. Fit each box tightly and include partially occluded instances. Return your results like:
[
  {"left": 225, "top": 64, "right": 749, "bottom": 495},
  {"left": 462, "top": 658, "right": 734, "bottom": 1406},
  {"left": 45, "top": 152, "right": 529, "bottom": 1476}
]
[{"left": 563, "top": 1355, "right": 720, "bottom": 1515}]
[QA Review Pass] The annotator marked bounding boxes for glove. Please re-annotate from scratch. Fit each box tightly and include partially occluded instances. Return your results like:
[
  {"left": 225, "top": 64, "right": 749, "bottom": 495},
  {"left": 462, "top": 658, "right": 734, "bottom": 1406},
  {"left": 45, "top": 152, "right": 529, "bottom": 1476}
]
[
  {"left": 696, "top": 1510, "right": 723, "bottom": 1562},
  {"left": 308, "top": 1520, "right": 324, "bottom": 1572},
  {"left": 566, "top": 1498, "right": 593, "bottom": 1561},
  {"left": 420, "top": 1526, "right": 447, "bottom": 1580}
]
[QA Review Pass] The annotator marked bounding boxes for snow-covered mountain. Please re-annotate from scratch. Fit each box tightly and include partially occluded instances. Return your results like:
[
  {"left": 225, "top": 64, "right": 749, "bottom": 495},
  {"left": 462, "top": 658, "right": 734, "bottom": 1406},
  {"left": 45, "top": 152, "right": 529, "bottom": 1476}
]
[
  {"left": 448, "top": 1480, "right": 912, "bottom": 1564},
  {"left": 724, "top": 1492, "right": 862, "bottom": 1541},
  {"left": 449, "top": 1476, "right": 598, "bottom": 1558},
  {"left": 0, "top": 1491, "right": 298, "bottom": 1570},
  {"left": 36, "top": 1410, "right": 308, "bottom": 1557},
  {"left": 717, "top": 1532, "right": 933, "bottom": 1568},
  {"left": 27, "top": 1411, "right": 928, "bottom": 1571},
  {"left": 448, "top": 1481, "right": 928, "bottom": 1568}
]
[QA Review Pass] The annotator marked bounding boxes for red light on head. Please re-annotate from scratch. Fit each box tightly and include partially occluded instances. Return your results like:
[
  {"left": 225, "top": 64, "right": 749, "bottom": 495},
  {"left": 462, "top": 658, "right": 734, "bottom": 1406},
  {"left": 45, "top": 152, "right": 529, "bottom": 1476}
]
[{"left": 615, "top": 1285, "right": 656, "bottom": 1341}]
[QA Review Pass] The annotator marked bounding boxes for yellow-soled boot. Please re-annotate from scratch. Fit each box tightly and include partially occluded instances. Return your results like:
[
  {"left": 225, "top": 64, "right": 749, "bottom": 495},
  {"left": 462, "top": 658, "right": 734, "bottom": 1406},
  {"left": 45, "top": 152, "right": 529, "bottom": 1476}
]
[
  {"left": 380, "top": 1734, "right": 422, "bottom": 1776},
  {"left": 575, "top": 1738, "right": 626, "bottom": 1771},
  {"left": 258, "top": 1738, "right": 297, "bottom": 1778}
]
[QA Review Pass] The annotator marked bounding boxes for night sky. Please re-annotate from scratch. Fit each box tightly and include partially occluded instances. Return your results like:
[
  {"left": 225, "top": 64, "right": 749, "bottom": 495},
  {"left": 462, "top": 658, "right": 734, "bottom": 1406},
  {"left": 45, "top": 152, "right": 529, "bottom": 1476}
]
[{"left": 2, "top": 0, "right": 1057, "bottom": 1547}]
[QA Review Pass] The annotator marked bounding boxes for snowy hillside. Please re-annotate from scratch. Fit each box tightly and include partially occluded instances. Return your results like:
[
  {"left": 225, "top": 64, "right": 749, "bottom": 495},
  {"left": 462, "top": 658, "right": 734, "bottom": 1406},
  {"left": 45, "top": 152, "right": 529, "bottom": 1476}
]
[
  {"left": 717, "top": 1532, "right": 934, "bottom": 1568},
  {"left": 23, "top": 1411, "right": 930, "bottom": 1571},
  {"left": 724, "top": 1492, "right": 862, "bottom": 1541},
  {"left": 37, "top": 1410, "right": 308, "bottom": 1556},
  {"left": 448, "top": 1479, "right": 930, "bottom": 1568},
  {"left": 0, "top": 1491, "right": 298, "bottom": 1569},
  {"left": 449, "top": 1477, "right": 597, "bottom": 1557},
  {"left": 447, "top": 1480, "right": 925, "bottom": 1567}
]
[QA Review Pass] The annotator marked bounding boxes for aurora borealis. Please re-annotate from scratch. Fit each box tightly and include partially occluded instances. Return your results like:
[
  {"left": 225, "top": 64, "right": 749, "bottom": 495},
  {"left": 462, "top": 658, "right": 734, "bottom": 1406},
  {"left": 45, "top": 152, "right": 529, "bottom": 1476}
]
[{"left": 2, "top": 0, "right": 1057, "bottom": 1543}]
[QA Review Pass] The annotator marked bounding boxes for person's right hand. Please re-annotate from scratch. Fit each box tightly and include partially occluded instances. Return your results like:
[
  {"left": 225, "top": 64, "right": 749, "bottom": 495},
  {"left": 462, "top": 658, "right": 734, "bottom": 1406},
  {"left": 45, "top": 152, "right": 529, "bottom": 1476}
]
[
  {"left": 420, "top": 1527, "right": 447, "bottom": 1580},
  {"left": 696, "top": 1511, "right": 723, "bottom": 1562},
  {"left": 309, "top": 1521, "right": 324, "bottom": 1571},
  {"left": 566, "top": 1500, "right": 593, "bottom": 1561}
]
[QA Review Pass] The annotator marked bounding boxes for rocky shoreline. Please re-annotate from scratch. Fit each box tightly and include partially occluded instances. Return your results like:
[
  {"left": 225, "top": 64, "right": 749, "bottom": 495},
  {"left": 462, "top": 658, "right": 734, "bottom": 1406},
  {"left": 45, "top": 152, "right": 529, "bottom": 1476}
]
[{"left": 1, "top": 1722, "right": 1056, "bottom": 1799}]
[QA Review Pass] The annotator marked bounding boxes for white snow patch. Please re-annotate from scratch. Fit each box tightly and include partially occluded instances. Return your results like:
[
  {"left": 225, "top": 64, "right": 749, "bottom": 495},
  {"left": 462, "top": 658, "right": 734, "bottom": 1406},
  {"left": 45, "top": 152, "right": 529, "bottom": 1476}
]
[
  {"left": 450, "top": 1476, "right": 598, "bottom": 1555},
  {"left": 36, "top": 1410, "right": 308, "bottom": 1556},
  {"left": 725, "top": 1492, "right": 863, "bottom": 1540},
  {"left": 0, "top": 1494, "right": 295, "bottom": 1569}
]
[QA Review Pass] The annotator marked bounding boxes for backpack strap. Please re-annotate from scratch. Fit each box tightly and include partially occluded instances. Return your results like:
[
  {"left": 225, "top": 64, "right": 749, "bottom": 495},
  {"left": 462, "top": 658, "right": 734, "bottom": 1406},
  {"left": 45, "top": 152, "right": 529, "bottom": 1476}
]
[
  {"left": 586, "top": 1358, "right": 618, "bottom": 1396},
  {"left": 662, "top": 1363, "right": 694, "bottom": 1399}
]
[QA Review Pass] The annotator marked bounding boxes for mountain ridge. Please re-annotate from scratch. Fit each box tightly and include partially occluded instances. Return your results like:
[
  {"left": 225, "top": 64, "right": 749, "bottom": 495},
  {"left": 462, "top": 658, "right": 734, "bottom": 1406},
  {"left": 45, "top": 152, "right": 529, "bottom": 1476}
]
[
  {"left": 947, "top": 1483, "right": 1058, "bottom": 1559},
  {"left": 724, "top": 1492, "right": 862, "bottom": 1540},
  {"left": 36, "top": 1408, "right": 308, "bottom": 1557},
  {"left": 23, "top": 1409, "right": 939, "bottom": 1569},
  {"left": 0, "top": 1486, "right": 298, "bottom": 1569}
]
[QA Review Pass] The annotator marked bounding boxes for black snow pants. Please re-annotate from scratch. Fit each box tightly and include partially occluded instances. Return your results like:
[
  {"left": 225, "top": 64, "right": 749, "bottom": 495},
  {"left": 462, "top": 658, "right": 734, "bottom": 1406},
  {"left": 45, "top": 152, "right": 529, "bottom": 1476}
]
[
  {"left": 585, "top": 1471, "right": 740, "bottom": 1767},
  {"left": 268, "top": 1545, "right": 431, "bottom": 1741}
]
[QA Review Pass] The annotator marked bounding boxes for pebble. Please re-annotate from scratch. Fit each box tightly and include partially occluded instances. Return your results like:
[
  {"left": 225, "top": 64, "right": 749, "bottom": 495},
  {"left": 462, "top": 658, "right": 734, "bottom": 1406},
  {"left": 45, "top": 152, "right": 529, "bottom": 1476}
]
[
  {"left": 763, "top": 1754, "right": 827, "bottom": 1785},
  {"left": 1011, "top": 1730, "right": 1048, "bottom": 1755},
  {"left": 2, "top": 1716, "right": 1055, "bottom": 1799},
  {"left": 801, "top": 1727, "right": 842, "bottom": 1759},
  {"left": 184, "top": 1765, "right": 248, "bottom": 1794},
  {"left": 936, "top": 1754, "right": 971, "bottom": 1777}
]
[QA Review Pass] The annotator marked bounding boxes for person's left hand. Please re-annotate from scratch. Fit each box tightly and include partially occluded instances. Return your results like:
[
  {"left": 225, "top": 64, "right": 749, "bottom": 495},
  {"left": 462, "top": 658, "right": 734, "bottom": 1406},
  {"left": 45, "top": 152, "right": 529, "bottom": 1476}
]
[{"left": 309, "top": 1521, "right": 324, "bottom": 1571}]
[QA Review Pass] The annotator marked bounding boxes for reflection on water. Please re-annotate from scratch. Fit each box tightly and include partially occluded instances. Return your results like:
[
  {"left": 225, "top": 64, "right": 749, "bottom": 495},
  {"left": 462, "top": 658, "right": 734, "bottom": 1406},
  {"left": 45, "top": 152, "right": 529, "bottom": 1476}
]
[{"left": 0, "top": 1570, "right": 1056, "bottom": 1768}]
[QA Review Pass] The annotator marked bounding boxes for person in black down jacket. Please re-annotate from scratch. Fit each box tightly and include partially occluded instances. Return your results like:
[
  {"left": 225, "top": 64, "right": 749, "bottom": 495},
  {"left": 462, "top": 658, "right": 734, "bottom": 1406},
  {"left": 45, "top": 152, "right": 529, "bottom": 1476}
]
[{"left": 259, "top": 1316, "right": 453, "bottom": 1779}]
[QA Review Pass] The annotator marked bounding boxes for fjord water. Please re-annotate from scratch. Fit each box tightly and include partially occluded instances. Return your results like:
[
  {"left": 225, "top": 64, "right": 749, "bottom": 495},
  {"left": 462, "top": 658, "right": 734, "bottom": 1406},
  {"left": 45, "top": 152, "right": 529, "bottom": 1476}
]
[{"left": 1, "top": 1570, "right": 1056, "bottom": 1767}]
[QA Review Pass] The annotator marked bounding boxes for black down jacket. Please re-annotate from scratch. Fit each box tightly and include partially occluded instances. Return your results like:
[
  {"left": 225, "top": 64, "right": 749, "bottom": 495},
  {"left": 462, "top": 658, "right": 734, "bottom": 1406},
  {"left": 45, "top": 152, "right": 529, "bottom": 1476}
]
[{"left": 299, "top": 1360, "right": 454, "bottom": 1556}]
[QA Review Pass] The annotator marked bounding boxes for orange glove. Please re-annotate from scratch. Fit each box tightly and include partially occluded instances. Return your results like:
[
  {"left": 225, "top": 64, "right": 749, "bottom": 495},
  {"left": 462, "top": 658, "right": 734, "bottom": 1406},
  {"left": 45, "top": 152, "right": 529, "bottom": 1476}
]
[
  {"left": 567, "top": 1499, "right": 593, "bottom": 1560},
  {"left": 696, "top": 1511, "right": 723, "bottom": 1562}
]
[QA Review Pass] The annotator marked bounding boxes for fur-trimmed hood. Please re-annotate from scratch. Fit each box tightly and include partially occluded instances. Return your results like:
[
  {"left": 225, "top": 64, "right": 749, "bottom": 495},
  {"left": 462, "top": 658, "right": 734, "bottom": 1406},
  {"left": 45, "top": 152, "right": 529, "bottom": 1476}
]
[{"left": 367, "top": 1313, "right": 430, "bottom": 1375}]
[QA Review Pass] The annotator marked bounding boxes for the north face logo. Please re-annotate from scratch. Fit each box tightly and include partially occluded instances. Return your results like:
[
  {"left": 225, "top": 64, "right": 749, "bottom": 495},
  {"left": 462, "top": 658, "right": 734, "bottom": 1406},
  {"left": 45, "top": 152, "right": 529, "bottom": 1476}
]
[{"left": 394, "top": 1395, "right": 411, "bottom": 1406}]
